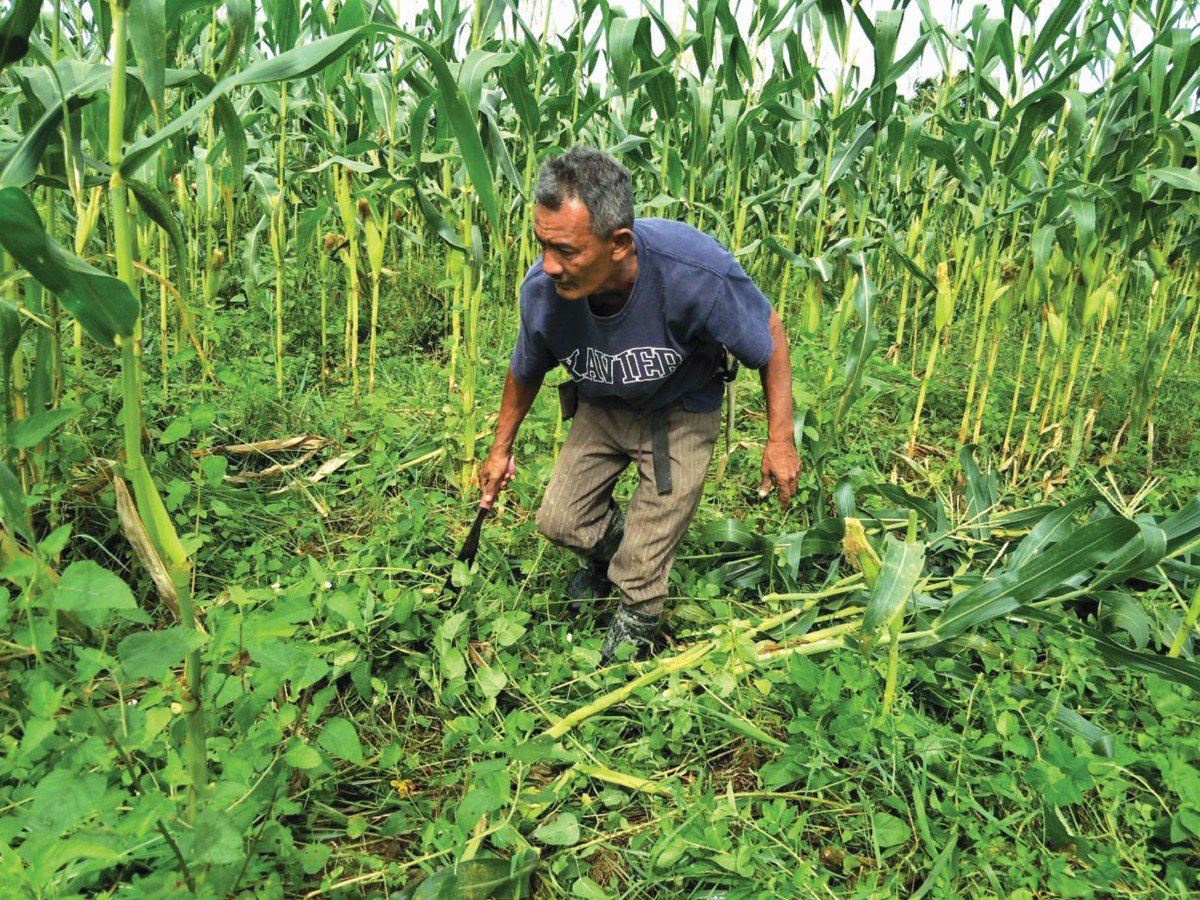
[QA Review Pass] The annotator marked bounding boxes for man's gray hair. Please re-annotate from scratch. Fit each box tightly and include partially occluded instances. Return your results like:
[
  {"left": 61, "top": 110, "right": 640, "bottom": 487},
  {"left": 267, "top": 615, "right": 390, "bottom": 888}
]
[{"left": 534, "top": 146, "right": 634, "bottom": 237}]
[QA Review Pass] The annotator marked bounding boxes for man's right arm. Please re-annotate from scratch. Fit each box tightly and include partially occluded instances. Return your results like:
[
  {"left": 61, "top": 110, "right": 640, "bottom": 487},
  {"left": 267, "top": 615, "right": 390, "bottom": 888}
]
[{"left": 480, "top": 366, "right": 543, "bottom": 503}]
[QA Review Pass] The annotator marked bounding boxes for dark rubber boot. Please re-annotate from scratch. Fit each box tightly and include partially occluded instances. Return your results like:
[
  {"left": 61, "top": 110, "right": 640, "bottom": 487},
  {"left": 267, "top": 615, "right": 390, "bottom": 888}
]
[
  {"left": 599, "top": 605, "right": 660, "bottom": 664},
  {"left": 564, "top": 507, "right": 624, "bottom": 614},
  {"left": 565, "top": 560, "right": 612, "bottom": 603}
]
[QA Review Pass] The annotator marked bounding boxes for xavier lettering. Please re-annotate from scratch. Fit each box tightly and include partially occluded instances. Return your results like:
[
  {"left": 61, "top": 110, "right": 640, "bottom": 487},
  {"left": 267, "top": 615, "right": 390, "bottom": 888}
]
[{"left": 560, "top": 346, "right": 680, "bottom": 386}]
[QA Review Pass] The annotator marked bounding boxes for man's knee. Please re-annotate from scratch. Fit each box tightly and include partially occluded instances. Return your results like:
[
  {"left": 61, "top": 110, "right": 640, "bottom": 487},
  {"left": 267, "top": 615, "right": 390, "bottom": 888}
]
[
  {"left": 535, "top": 500, "right": 575, "bottom": 548},
  {"left": 537, "top": 500, "right": 622, "bottom": 557}
]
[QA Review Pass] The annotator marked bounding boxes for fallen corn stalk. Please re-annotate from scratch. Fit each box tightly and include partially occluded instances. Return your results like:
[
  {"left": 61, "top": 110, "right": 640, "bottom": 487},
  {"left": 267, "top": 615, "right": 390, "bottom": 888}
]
[
  {"left": 574, "top": 762, "right": 671, "bottom": 796},
  {"left": 538, "top": 576, "right": 866, "bottom": 741}
]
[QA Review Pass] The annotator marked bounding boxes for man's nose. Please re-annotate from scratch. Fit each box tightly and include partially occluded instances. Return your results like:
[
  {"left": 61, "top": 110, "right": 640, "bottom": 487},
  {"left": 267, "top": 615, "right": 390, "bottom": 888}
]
[{"left": 542, "top": 250, "right": 562, "bottom": 277}]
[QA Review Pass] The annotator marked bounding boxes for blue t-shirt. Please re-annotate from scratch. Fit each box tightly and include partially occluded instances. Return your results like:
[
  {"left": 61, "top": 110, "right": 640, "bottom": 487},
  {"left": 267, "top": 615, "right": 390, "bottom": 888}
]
[{"left": 510, "top": 218, "right": 774, "bottom": 413}]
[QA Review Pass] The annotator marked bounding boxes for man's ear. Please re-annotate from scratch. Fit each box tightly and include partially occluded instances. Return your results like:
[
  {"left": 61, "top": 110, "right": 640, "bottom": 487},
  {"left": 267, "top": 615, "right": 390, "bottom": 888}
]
[{"left": 610, "top": 227, "right": 635, "bottom": 260}]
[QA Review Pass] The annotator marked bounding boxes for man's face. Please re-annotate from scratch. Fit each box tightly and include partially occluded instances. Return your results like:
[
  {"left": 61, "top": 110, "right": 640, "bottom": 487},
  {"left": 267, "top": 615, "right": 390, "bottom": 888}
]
[{"left": 534, "top": 199, "right": 631, "bottom": 300}]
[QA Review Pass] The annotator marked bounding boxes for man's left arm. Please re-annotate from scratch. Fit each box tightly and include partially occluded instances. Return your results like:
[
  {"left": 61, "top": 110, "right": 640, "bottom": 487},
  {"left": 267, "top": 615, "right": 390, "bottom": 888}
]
[{"left": 758, "top": 308, "right": 800, "bottom": 505}]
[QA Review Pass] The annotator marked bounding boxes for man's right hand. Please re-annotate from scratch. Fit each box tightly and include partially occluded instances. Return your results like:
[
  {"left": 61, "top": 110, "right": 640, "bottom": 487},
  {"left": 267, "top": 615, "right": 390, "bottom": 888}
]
[{"left": 479, "top": 450, "right": 516, "bottom": 509}]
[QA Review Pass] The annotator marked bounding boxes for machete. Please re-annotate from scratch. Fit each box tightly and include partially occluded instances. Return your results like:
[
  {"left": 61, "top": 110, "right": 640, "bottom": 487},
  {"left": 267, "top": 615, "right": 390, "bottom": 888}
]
[{"left": 444, "top": 457, "right": 515, "bottom": 594}]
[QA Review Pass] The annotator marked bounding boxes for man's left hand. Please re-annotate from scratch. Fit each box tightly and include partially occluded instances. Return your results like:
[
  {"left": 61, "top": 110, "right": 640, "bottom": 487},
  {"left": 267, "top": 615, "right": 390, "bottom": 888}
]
[{"left": 759, "top": 440, "right": 800, "bottom": 506}]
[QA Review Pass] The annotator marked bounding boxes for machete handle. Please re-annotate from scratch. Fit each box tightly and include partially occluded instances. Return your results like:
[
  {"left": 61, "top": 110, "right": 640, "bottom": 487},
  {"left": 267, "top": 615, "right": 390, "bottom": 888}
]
[{"left": 480, "top": 456, "right": 516, "bottom": 511}]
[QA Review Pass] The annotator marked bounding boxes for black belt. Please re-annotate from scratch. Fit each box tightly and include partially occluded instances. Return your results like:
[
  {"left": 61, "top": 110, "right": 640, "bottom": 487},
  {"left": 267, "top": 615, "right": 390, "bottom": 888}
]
[
  {"left": 561, "top": 384, "right": 673, "bottom": 495},
  {"left": 651, "top": 408, "right": 672, "bottom": 495}
]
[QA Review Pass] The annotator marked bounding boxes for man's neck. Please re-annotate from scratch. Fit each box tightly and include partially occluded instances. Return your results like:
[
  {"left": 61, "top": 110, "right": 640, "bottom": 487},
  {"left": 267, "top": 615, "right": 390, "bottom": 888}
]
[
  {"left": 588, "top": 291, "right": 627, "bottom": 316},
  {"left": 589, "top": 249, "right": 638, "bottom": 316}
]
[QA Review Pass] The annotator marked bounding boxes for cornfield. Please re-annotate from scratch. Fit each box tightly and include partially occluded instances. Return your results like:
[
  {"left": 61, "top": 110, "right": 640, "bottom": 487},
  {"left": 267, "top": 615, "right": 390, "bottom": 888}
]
[{"left": 2, "top": 0, "right": 1200, "bottom": 894}]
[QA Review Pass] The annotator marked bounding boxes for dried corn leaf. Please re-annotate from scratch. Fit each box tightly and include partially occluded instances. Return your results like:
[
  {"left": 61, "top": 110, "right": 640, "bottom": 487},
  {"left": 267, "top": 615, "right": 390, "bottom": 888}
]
[
  {"left": 269, "top": 449, "right": 358, "bottom": 495},
  {"left": 195, "top": 434, "right": 334, "bottom": 456},
  {"left": 113, "top": 475, "right": 181, "bottom": 621},
  {"left": 224, "top": 447, "right": 322, "bottom": 482}
]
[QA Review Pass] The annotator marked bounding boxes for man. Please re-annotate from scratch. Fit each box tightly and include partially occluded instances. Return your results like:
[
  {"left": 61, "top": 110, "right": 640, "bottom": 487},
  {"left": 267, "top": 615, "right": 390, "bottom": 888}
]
[{"left": 479, "top": 146, "right": 799, "bottom": 663}]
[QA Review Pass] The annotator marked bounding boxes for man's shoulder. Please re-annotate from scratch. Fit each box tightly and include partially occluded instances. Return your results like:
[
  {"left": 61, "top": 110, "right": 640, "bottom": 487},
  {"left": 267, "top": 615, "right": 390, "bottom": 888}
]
[
  {"left": 635, "top": 218, "right": 733, "bottom": 278},
  {"left": 519, "top": 260, "right": 553, "bottom": 303}
]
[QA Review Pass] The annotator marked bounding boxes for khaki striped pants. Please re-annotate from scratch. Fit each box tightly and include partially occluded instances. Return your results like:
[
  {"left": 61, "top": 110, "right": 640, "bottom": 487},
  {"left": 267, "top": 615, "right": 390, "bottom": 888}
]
[{"left": 535, "top": 401, "right": 722, "bottom": 617}]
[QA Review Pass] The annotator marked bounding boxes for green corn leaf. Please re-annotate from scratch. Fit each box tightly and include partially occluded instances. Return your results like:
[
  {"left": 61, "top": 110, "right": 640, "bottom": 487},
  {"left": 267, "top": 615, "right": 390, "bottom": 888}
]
[
  {"left": 1026, "top": 0, "right": 1082, "bottom": 71},
  {"left": 0, "top": 96, "right": 92, "bottom": 189},
  {"left": 1131, "top": 297, "right": 1189, "bottom": 439},
  {"left": 1060, "top": 88, "right": 1087, "bottom": 151},
  {"left": 1148, "top": 167, "right": 1200, "bottom": 193},
  {"left": 878, "top": 234, "right": 936, "bottom": 290},
  {"left": 869, "top": 9, "right": 904, "bottom": 122},
  {"left": 833, "top": 253, "right": 879, "bottom": 428},
  {"left": 697, "top": 518, "right": 767, "bottom": 552},
  {"left": 212, "top": 93, "right": 248, "bottom": 193},
  {"left": 0, "top": 299, "right": 17, "bottom": 369},
  {"left": 823, "top": 124, "right": 874, "bottom": 190},
  {"left": 389, "top": 28, "right": 499, "bottom": 232},
  {"left": 457, "top": 49, "right": 516, "bottom": 114},
  {"left": 408, "top": 176, "right": 467, "bottom": 251},
  {"left": 408, "top": 91, "right": 436, "bottom": 161},
  {"left": 606, "top": 14, "right": 646, "bottom": 93},
  {"left": 642, "top": 67, "right": 679, "bottom": 122},
  {"left": 479, "top": 98, "right": 523, "bottom": 196},
  {"left": 127, "top": 177, "right": 187, "bottom": 279},
  {"left": 0, "top": 187, "right": 138, "bottom": 347},
  {"left": 642, "top": 1, "right": 680, "bottom": 55},
  {"left": 1160, "top": 496, "right": 1200, "bottom": 552},
  {"left": 306, "top": 155, "right": 386, "bottom": 177},
  {"left": 121, "top": 29, "right": 371, "bottom": 175},
  {"left": 1088, "top": 634, "right": 1200, "bottom": 693},
  {"left": 698, "top": 704, "right": 787, "bottom": 750},
  {"left": 1032, "top": 613, "right": 1200, "bottom": 693},
  {"left": 1090, "top": 517, "right": 1168, "bottom": 591},
  {"left": 861, "top": 536, "right": 926, "bottom": 644},
  {"left": 693, "top": 0, "right": 718, "bottom": 79},
  {"left": 913, "top": 0, "right": 951, "bottom": 73},
  {"left": 816, "top": 0, "right": 846, "bottom": 49},
  {"left": 1098, "top": 591, "right": 1152, "bottom": 650},
  {"left": 958, "top": 445, "right": 997, "bottom": 540},
  {"left": 833, "top": 477, "right": 856, "bottom": 519},
  {"left": 915, "top": 131, "right": 975, "bottom": 192},
  {"left": 859, "top": 485, "right": 945, "bottom": 531},
  {"left": 497, "top": 56, "right": 539, "bottom": 136},
  {"left": 1068, "top": 193, "right": 1096, "bottom": 253},
  {"left": 127, "top": 0, "right": 166, "bottom": 119},
  {"left": 216, "top": 0, "right": 254, "bottom": 81},
  {"left": 775, "top": 521, "right": 844, "bottom": 578},
  {"left": 1008, "top": 496, "right": 1093, "bottom": 569},
  {"left": 1002, "top": 93, "right": 1064, "bottom": 176},
  {"left": 261, "top": 0, "right": 300, "bottom": 52},
  {"left": 933, "top": 517, "right": 1141, "bottom": 641},
  {"left": 0, "top": 0, "right": 39, "bottom": 72}
]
